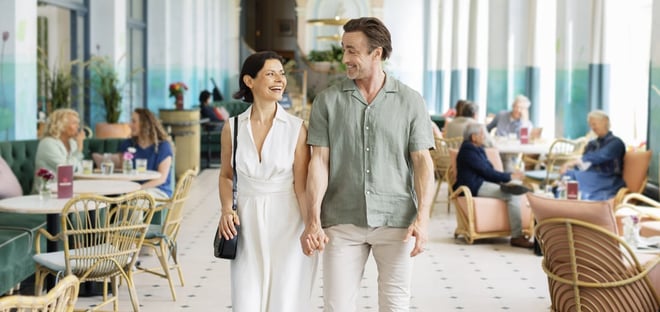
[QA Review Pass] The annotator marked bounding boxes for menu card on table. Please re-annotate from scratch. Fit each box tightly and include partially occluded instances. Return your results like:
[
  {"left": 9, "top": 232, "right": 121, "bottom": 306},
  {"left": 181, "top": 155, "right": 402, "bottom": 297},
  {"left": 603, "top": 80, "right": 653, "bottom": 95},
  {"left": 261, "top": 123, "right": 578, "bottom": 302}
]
[
  {"left": 519, "top": 127, "right": 529, "bottom": 144},
  {"left": 566, "top": 181, "right": 579, "bottom": 200},
  {"left": 57, "top": 164, "right": 73, "bottom": 198}
]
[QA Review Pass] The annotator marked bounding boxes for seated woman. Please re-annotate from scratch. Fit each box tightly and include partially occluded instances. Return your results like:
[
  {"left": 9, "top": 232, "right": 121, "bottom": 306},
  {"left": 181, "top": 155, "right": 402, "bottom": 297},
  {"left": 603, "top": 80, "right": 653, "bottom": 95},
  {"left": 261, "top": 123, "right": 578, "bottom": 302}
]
[
  {"left": 119, "top": 108, "right": 174, "bottom": 198},
  {"left": 560, "top": 110, "right": 625, "bottom": 200},
  {"left": 33, "top": 108, "right": 85, "bottom": 193}
]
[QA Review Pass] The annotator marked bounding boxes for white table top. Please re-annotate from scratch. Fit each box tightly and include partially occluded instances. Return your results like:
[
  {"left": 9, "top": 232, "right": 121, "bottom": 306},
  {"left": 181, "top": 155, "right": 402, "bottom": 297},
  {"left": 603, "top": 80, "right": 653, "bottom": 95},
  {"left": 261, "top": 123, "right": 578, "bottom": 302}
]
[
  {"left": 49, "top": 180, "right": 141, "bottom": 195},
  {"left": 0, "top": 180, "right": 141, "bottom": 215},
  {"left": 493, "top": 139, "right": 553, "bottom": 154},
  {"left": 74, "top": 170, "right": 161, "bottom": 181},
  {"left": 0, "top": 195, "right": 76, "bottom": 214}
]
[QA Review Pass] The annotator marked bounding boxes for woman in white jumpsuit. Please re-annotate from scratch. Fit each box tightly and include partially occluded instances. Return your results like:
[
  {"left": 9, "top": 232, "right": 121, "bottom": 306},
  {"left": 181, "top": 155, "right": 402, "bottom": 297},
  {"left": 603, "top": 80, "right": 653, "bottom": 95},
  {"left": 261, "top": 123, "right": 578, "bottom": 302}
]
[{"left": 217, "top": 51, "right": 317, "bottom": 311}]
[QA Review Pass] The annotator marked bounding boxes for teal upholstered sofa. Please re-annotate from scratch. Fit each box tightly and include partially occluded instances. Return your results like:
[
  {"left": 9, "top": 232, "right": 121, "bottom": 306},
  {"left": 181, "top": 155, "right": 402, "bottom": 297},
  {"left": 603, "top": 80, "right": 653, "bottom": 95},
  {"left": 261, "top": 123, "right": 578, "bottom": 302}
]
[
  {"left": 0, "top": 138, "right": 123, "bottom": 295},
  {"left": 200, "top": 100, "right": 250, "bottom": 168}
]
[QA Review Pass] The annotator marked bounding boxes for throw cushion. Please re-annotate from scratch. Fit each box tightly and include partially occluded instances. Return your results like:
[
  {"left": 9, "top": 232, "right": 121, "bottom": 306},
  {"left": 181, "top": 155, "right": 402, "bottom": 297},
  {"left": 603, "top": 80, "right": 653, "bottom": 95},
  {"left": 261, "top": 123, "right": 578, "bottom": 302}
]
[{"left": 0, "top": 156, "right": 23, "bottom": 199}]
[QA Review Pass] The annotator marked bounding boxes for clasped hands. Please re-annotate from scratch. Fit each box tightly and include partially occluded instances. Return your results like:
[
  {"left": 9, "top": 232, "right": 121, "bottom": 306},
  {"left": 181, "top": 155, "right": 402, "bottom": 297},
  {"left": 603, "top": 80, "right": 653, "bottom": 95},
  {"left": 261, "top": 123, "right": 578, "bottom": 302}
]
[{"left": 300, "top": 223, "right": 328, "bottom": 257}]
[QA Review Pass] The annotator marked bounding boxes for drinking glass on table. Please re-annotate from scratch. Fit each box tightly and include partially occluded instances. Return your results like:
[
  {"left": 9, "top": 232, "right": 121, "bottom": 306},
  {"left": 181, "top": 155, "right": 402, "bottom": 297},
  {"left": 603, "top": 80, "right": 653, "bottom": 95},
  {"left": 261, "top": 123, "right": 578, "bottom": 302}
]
[
  {"left": 81, "top": 160, "right": 93, "bottom": 174},
  {"left": 101, "top": 153, "right": 114, "bottom": 175},
  {"left": 136, "top": 158, "right": 147, "bottom": 173}
]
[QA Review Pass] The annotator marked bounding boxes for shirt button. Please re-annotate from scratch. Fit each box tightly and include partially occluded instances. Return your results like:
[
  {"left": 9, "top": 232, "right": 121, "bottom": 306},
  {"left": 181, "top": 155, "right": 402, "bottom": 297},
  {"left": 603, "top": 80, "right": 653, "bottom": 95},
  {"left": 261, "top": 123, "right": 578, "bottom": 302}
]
[
  {"left": 365, "top": 126, "right": 370, "bottom": 130},
  {"left": 366, "top": 191, "right": 371, "bottom": 195},
  {"left": 366, "top": 147, "right": 370, "bottom": 151},
  {"left": 366, "top": 169, "right": 370, "bottom": 174}
]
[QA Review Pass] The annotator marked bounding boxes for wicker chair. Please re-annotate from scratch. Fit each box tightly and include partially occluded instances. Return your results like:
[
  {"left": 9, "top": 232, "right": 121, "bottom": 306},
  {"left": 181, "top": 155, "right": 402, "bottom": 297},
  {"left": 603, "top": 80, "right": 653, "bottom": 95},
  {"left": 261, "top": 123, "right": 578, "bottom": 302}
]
[
  {"left": 33, "top": 191, "right": 156, "bottom": 312},
  {"left": 523, "top": 138, "right": 583, "bottom": 187},
  {"left": 430, "top": 136, "right": 462, "bottom": 215},
  {"left": 611, "top": 150, "right": 652, "bottom": 207},
  {"left": 0, "top": 275, "right": 79, "bottom": 312},
  {"left": 448, "top": 147, "right": 534, "bottom": 244},
  {"left": 527, "top": 193, "right": 660, "bottom": 312},
  {"left": 135, "top": 169, "right": 196, "bottom": 301}
]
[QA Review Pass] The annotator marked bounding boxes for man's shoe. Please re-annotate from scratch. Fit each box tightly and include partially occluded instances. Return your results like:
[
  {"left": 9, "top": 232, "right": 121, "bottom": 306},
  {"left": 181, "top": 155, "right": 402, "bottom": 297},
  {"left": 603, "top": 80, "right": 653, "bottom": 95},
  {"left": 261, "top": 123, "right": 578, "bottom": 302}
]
[
  {"left": 500, "top": 183, "right": 531, "bottom": 195},
  {"left": 510, "top": 237, "right": 534, "bottom": 249}
]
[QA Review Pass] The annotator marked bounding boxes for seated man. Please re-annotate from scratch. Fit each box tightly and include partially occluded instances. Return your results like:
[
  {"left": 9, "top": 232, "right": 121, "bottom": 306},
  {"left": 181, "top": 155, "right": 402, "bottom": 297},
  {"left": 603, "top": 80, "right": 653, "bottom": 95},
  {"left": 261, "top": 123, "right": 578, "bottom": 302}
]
[
  {"left": 454, "top": 122, "right": 532, "bottom": 248},
  {"left": 487, "top": 94, "right": 533, "bottom": 137},
  {"left": 560, "top": 110, "right": 625, "bottom": 200}
]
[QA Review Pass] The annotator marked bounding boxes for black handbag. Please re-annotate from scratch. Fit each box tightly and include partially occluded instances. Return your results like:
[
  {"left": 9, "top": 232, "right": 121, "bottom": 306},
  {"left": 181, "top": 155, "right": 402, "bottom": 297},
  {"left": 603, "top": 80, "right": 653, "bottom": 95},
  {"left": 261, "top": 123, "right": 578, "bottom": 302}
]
[{"left": 214, "top": 116, "right": 239, "bottom": 259}]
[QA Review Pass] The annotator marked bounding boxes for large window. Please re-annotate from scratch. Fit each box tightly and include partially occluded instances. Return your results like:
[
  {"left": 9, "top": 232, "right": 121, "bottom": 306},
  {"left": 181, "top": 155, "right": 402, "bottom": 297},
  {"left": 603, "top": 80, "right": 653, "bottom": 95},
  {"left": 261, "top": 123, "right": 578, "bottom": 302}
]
[
  {"left": 127, "top": 0, "right": 146, "bottom": 109},
  {"left": 37, "top": 1, "right": 88, "bottom": 121}
]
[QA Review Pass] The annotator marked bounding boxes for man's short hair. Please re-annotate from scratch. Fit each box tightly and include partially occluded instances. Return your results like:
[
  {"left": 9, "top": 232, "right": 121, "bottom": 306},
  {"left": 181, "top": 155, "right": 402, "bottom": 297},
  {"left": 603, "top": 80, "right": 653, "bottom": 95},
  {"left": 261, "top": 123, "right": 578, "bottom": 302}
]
[
  {"left": 463, "top": 122, "right": 483, "bottom": 142},
  {"left": 513, "top": 95, "right": 530, "bottom": 109},
  {"left": 459, "top": 101, "right": 477, "bottom": 118},
  {"left": 587, "top": 110, "right": 611, "bottom": 130}
]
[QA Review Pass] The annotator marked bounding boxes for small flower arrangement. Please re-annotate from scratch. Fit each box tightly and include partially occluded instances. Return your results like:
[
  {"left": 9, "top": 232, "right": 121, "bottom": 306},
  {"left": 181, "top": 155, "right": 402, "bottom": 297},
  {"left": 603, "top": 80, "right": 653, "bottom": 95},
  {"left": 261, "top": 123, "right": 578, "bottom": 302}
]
[
  {"left": 36, "top": 168, "right": 55, "bottom": 182},
  {"left": 169, "top": 82, "right": 188, "bottom": 98},
  {"left": 36, "top": 168, "right": 54, "bottom": 199},
  {"left": 123, "top": 147, "right": 136, "bottom": 160}
]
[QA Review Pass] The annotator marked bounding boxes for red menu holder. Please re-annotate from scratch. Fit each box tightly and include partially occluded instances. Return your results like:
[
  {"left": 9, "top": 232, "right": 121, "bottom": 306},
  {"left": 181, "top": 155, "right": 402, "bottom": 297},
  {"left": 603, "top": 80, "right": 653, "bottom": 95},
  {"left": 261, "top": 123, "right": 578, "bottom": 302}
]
[
  {"left": 57, "top": 164, "right": 73, "bottom": 198},
  {"left": 566, "top": 181, "right": 579, "bottom": 200},
  {"left": 519, "top": 127, "right": 529, "bottom": 144}
]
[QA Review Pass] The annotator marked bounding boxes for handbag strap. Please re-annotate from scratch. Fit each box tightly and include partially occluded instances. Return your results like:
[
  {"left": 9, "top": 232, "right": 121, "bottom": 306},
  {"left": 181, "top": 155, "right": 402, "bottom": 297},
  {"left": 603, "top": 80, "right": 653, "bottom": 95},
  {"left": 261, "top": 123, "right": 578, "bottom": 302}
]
[{"left": 231, "top": 116, "right": 238, "bottom": 212}]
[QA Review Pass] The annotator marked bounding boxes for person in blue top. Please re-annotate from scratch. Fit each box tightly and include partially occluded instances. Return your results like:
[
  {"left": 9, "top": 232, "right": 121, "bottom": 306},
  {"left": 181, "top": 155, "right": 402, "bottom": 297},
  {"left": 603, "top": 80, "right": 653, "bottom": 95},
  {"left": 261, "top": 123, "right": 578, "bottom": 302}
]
[
  {"left": 454, "top": 122, "right": 532, "bottom": 248},
  {"left": 560, "top": 110, "right": 626, "bottom": 201},
  {"left": 119, "top": 108, "right": 174, "bottom": 198}
]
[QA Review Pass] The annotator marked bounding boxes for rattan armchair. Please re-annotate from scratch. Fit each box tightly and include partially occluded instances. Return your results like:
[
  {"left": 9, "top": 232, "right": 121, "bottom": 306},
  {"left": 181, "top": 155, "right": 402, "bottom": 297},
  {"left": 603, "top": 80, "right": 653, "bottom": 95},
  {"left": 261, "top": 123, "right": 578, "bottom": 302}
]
[
  {"left": 611, "top": 150, "right": 652, "bottom": 207},
  {"left": 430, "top": 136, "right": 462, "bottom": 215},
  {"left": 0, "top": 275, "right": 79, "bottom": 312},
  {"left": 449, "top": 148, "right": 534, "bottom": 244},
  {"left": 135, "top": 169, "right": 196, "bottom": 301},
  {"left": 32, "top": 191, "right": 156, "bottom": 312},
  {"left": 527, "top": 193, "right": 660, "bottom": 312}
]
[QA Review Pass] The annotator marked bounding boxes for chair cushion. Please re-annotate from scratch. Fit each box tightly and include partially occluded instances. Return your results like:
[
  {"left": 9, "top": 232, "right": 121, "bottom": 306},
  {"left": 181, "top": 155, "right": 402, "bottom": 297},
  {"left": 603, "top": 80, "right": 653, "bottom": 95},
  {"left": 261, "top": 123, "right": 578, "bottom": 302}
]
[
  {"left": 0, "top": 156, "right": 22, "bottom": 199},
  {"left": 526, "top": 193, "right": 617, "bottom": 234},
  {"left": 33, "top": 243, "right": 123, "bottom": 273},
  {"left": 455, "top": 195, "right": 532, "bottom": 233}
]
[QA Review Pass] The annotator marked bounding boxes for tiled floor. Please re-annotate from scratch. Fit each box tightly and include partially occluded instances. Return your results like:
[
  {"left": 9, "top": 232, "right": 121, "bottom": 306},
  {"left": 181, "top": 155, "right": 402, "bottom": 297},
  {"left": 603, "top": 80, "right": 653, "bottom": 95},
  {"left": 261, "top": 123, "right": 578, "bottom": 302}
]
[{"left": 71, "top": 169, "right": 551, "bottom": 311}]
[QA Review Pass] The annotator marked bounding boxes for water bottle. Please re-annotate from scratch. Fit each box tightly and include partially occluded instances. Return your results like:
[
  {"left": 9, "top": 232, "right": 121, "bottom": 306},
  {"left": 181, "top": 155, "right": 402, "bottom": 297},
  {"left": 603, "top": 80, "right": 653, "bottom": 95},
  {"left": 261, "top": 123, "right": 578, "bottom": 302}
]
[
  {"left": 557, "top": 176, "right": 570, "bottom": 199},
  {"left": 622, "top": 215, "right": 641, "bottom": 248}
]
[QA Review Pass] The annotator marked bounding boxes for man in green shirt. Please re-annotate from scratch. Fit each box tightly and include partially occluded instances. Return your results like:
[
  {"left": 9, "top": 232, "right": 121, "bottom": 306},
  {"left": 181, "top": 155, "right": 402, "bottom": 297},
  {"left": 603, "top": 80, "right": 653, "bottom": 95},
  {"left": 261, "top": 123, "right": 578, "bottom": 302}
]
[{"left": 303, "top": 17, "right": 435, "bottom": 311}]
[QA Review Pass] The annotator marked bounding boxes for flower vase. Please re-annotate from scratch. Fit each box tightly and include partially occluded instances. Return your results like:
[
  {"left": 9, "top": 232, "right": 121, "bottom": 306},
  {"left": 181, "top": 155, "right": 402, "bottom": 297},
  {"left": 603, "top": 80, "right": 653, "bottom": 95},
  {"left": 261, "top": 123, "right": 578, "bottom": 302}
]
[
  {"left": 123, "top": 159, "right": 134, "bottom": 174},
  {"left": 175, "top": 94, "right": 184, "bottom": 110},
  {"left": 38, "top": 180, "right": 51, "bottom": 200}
]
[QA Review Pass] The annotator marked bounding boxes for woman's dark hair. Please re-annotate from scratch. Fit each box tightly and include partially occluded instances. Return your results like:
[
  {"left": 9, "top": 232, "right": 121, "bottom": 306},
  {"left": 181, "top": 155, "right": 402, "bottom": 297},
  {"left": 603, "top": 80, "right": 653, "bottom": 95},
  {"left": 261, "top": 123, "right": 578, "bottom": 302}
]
[
  {"left": 199, "top": 90, "right": 211, "bottom": 105},
  {"left": 343, "top": 17, "right": 392, "bottom": 61},
  {"left": 232, "top": 51, "right": 284, "bottom": 103},
  {"left": 133, "top": 108, "right": 170, "bottom": 152}
]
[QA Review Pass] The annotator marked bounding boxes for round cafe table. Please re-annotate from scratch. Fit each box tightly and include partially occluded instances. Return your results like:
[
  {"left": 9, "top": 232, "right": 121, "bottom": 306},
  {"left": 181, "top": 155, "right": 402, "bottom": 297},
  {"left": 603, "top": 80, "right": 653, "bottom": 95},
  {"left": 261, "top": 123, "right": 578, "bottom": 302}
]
[
  {"left": 74, "top": 169, "right": 161, "bottom": 181},
  {"left": 49, "top": 180, "right": 141, "bottom": 195}
]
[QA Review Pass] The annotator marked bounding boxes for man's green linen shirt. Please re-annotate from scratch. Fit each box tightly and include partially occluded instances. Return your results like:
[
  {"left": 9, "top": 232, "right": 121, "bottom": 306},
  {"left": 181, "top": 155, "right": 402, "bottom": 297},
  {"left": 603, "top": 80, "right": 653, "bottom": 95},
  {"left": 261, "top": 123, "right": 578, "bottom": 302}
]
[{"left": 307, "top": 76, "right": 434, "bottom": 228}]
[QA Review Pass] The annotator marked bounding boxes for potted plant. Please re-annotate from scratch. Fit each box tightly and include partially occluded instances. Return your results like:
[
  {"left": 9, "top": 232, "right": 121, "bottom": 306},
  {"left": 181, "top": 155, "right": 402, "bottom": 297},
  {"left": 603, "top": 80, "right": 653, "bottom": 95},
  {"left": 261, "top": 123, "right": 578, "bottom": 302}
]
[
  {"left": 37, "top": 48, "right": 81, "bottom": 113},
  {"left": 306, "top": 44, "right": 345, "bottom": 72},
  {"left": 87, "top": 55, "right": 138, "bottom": 138}
]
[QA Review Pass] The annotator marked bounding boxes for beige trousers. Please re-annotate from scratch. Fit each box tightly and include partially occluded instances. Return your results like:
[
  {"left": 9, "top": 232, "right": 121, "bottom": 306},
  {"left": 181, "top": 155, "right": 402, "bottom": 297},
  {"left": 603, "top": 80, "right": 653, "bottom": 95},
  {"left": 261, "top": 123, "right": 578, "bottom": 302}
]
[{"left": 323, "top": 224, "right": 414, "bottom": 312}]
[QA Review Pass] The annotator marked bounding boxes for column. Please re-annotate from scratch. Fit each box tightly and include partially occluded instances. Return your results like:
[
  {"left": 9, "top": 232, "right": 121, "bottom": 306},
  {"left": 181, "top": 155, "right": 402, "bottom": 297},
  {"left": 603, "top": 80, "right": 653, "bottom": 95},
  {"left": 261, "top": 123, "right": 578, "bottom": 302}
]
[
  {"left": 467, "top": 0, "right": 489, "bottom": 121},
  {"left": 449, "top": 0, "right": 469, "bottom": 108},
  {"left": 648, "top": 0, "right": 660, "bottom": 184},
  {"left": 89, "top": 0, "right": 128, "bottom": 125}
]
